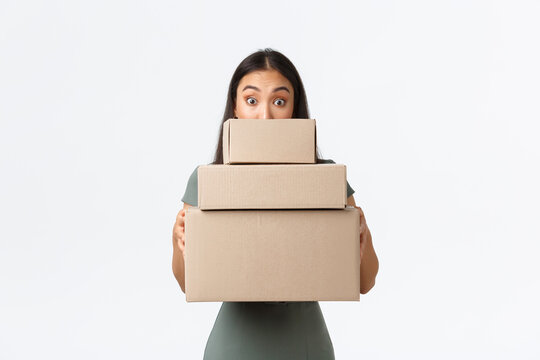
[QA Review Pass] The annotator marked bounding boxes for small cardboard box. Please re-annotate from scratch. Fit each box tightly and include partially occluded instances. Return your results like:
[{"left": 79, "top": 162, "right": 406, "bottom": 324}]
[
  {"left": 185, "top": 207, "right": 360, "bottom": 302},
  {"left": 198, "top": 164, "right": 347, "bottom": 210},
  {"left": 223, "top": 118, "right": 316, "bottom": 164}
]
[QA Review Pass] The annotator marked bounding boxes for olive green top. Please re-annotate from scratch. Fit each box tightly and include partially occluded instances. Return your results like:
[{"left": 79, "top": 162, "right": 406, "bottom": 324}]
[{"left": 181, "top": 159, "right": 355, "bottom": 360}]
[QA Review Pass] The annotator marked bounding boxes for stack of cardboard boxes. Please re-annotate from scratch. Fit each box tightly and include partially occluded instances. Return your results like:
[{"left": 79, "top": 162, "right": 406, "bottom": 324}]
[{"left": 185, "top": 119, "right": 360, "bottom": 302}]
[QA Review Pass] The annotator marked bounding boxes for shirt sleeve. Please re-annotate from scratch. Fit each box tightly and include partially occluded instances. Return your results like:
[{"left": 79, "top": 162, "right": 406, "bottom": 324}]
[
  {"left": 346, "top": 181, "right": 355, "bottom": 198},
  {"left": 181, "top": 166, "right": 199, "bottom": 206}
]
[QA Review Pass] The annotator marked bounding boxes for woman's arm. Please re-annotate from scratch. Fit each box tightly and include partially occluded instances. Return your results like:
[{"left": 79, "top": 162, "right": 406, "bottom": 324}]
[
  {"left": 347, "top": 195, "right": 379, "bottom": 294},
  {"left": 172, "top": 202, "right": 192, "bottom": 293}
]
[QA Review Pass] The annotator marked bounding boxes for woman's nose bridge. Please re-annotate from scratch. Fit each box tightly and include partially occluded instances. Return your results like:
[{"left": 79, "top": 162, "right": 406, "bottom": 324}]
[{"left": 261, "top": 101, "right": 273, "bottom": 119}]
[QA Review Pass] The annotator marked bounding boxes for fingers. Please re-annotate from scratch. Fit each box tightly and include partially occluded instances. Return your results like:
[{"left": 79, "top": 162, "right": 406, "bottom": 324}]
[
  {"left": 172, "top": 208, "right": 188, "bottom": 261},
  {"left": 173, "top": 209, "right": 187, "bottom": 256},
  {"left": 173, "top": 225, "right": 185, "bottom": 246},
  {"left": 359, "top": 231, "right": 366, "bottom": 260},
  {"left": 173, "top": 210, "right": 186, "bottom": 238},
  {"left": 173, "top": 226, "right": 186, "bottom": 261},
  {"left": 180, "top": 231, "right": 186, "bottom": 261},
  {"left": 176, "top": 209, "right": 186, "bottom": 227},
  {"left": 355, "top": 206, "right": 367, "bottom": 261},
  {"left": 359, "top": 220, "right": 366, "bottom": 236},
  {"left": 179, "top": 231, "right": 185, "bottom": 252},
  {"left": 355, "top": 206, "right": 367, "bottom": 236}
]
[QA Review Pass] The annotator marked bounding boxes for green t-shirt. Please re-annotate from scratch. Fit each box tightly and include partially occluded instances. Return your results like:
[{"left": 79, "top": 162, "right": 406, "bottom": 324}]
[{"left": 181, "top": 159, "right": 354, "bottom": 360}]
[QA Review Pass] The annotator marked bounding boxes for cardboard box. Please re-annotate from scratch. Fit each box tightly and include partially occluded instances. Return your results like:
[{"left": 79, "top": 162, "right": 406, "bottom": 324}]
[
  {"left": 223, "top": 118, "right": 316, "bottom": 164},
  {"left": 185, "top": 207, "right": 360, "bottom": 302},
  {"left": 198, "top": 164, "right": 347, "bottom": 210}
]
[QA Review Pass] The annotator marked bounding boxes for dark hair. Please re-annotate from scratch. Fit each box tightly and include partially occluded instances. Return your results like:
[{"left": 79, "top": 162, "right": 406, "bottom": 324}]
[{"left": 211, "top": 48, "right": 323, "bottom": 164}]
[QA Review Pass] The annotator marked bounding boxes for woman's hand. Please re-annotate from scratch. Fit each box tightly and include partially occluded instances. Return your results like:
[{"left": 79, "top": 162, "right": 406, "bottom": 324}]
[
  {"left": 346, "top": 195, "right": 378, "bottom": 293},
  {"left": 173, "top": 209, "right": 186, "bottom": 260},
  {"left": 172, "top": 204, "right": 191, "bottom": 293},
  {"left": 355, "top": 205, "right": 368, "bottom": 261},
  {"left": 346, "top": 195, "right": 369, "bottom": 261}
]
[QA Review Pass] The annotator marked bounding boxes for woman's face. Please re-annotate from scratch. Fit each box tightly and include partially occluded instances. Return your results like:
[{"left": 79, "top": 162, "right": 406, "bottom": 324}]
[{"left": 234, "top": 69, "right": 295, "bottom": 119}]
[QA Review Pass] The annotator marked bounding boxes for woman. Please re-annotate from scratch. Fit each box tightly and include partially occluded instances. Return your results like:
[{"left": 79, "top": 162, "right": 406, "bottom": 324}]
[{"left": 172, "top": 48, "right": 379, "bottom": 359}]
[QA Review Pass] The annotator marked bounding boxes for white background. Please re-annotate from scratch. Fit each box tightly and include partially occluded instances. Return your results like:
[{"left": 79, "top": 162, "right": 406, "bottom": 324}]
[{"left": 1, "top": 0, "right": 539, "bottom": 359}]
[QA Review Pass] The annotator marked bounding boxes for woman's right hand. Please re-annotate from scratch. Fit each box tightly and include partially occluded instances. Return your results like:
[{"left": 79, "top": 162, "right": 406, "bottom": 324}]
[{"left": 173, "top": 208, "right": 187, "bottom": 260}]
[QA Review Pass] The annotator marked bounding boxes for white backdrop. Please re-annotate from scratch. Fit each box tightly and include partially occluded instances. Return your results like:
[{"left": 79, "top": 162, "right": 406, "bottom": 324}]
[{"left": 1, "top": 0, "right": 539, "bottom": 359}]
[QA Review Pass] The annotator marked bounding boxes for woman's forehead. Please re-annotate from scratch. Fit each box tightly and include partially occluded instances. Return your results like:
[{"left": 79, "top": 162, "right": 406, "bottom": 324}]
[{"left": 239, "top": 69, "right": 292, "bottom": 90}]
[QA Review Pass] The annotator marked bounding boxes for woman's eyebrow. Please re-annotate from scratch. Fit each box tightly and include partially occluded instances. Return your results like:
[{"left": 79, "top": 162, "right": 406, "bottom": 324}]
[
  {"left": 242, "top": 85, "right": 260, "bottom": 92},
  {"left": 273, "top": 86, "right": 290, "bottom": 93},
  {"left": 241, "top": 85, "right": 291, "bottom": 93}
]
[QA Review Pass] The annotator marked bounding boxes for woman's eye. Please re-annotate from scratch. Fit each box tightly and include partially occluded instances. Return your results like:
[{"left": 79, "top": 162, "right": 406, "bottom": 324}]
[
  {"left": 274, "top": 98, "right": 285, "bottom": 106},
  {"left": 247, "top": 97, "right": 257, "bottom": 105}
]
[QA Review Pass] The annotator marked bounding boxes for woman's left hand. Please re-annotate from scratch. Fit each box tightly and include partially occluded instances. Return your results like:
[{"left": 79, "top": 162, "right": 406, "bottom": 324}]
[{"left": 354, "top": 205, "right": 368, "bottom": 261}]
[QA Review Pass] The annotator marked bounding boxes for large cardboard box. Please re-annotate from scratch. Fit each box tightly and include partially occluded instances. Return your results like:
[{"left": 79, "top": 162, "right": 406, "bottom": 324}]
[
  {"left": 223, "top": 118, "right": 316, "bottom": 164},
  {"left": 185, "top": 207, "right": 360, "bottom": 302},
  {"left": 198, "top": 164, "right": 347, "bottom": 210}
]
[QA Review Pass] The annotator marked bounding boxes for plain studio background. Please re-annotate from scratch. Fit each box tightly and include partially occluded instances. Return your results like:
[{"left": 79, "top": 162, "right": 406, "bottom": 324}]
[{"left": 1, "top": 0, "right": 539, "bottom": 359}]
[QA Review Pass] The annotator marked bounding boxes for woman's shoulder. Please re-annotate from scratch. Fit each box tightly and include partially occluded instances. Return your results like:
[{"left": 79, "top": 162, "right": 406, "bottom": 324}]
[
  {"left": 181, "top": 163, "right": 210, "bottom": 206},
  {"left": 187, "top": 161, "right": 213, "bottom": 178}
]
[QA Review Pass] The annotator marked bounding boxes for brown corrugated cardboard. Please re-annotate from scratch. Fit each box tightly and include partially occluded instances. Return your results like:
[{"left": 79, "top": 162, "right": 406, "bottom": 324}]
[
  {"left": 198, "top": 164, "right": 347, "bottom": 210},
  {"left": 185, "top": 207, "right": 360, "bottom": 302},
  {"left": 223, "top": 118, "right": 316, "bottom": 164}
]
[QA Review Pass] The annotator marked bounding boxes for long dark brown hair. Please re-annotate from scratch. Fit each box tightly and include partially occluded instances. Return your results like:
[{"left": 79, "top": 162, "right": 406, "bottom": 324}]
[{"left": 212, "top": 48, "right": 324, "bottom": 164}]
